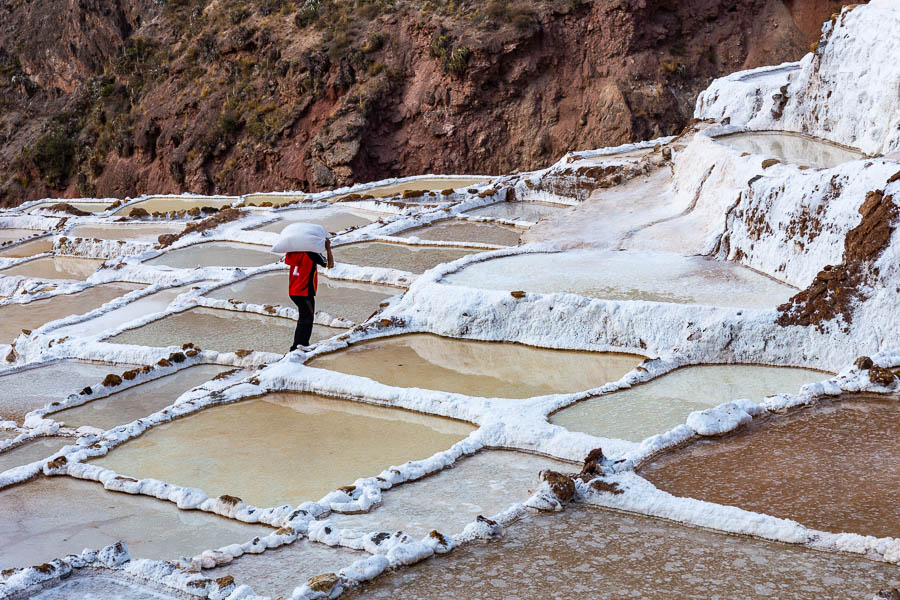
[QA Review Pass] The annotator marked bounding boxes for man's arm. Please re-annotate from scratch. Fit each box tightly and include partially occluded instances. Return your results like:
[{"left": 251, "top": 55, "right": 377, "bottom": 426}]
[{"left": 325, "top": 238, "right": 334, "bottom": 269}]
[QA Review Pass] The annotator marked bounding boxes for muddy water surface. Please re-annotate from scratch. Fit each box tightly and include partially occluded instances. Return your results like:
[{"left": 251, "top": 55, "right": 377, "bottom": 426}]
[
  {"left": 466, "top": 202, "right": 569, "bottom": 222},
  {"left": 0, "top": 437, "right": 70, "bottom": 473},
  {"left": 256, "top": 206, "right": 379, "bottom": 234},
  {"left": 308, "top": 334, "right": 643, "bottom": 398},
  {"left": 91, "top": 393, "right": 474, "bottom": 507},
  {"left": 0, "top": 282, "right": 142, "bottom": 342},
  {"left": 399, "top": 220, "right": 522, "bottom": 246},
  {"left": 207, "top": 271, "right": 396, "bottom": 323},
  {"left": 107, "top": 307, "right": 341, "bottom": 352},
  {"left": 0, "top": 256, "right": 104, "bottom": 280},
  {"left": 641, "top": 396, "right": 900, "bottom": 538},
  {"left": 713, "top": 131, "right": 865, "bottom": 169},
  {"left": 145, "top": 241, "right": 277, "bottom": 269},
  {"left": 0, "top": 228, "right": 44, "bottom": 244},
  {"left": 113, "top": 196, "right": 236, "bottom": 216},
  {"left": 336, "top": 242, "right": 477, "bottom": 274},
  {"left": 68, "top": 223, "right": 183, "bottom": 241},
  {"left": 50, "top": 364, "right": 232, "bottom": 430},
  {"left": 343, "top": 507, "right": 900, "bottom": 600},
  {"left": 0, "top": 476, "right": 270, "bottom": 568},
  {"left": 551, "top": 364, "right": 828, "bottom": 442},
  {"left": 0, "top": 237, "right": 53, "bottom": 258},
  {"left": 332, "top": 177, "right": 491, "bottom": 201}
]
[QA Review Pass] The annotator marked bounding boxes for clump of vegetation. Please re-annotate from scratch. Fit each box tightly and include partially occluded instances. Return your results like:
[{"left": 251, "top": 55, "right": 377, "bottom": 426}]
[
  {"left": 430, "top": 32, "right": 471, "bottom": 77},
  {"left": 28, "top": 129, "right": 76, "bottom": 188}
]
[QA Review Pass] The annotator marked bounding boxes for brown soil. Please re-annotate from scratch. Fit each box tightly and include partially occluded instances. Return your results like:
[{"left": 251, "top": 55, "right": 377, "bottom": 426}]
[
  {"left": 0, "top": 0, "right": 852, "bottom": 206},
  {"left": 157, "top": 207, "right": 245, "bottom": 247},
  {"left": 776, "top": 190, "right": 898, "bottom": 331}
]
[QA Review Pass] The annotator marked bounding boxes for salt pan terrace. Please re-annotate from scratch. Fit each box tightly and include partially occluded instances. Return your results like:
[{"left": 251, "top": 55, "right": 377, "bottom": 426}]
[
  {"left": 398, "top": 220, "right": 522, "bottom": 246},
  {"left": 255, "top": 206, "right": 380, "bottom": 234},
  {"left": 0, "top": 256, "right": 103, "bottom": 281},
  {"left": 91, "top": 393, "right": 475, "bottom": 508},
  {"left": 113, "top": 195, "right": 237, "bottom": 216},
  {"left": 308, "top": 334, "right": 643, "bottom": 398},
  {"left": 464, "top": 201, "right": 570, "bottom": 222},
  {"left": 0, "top": 237, "right": 53, "bottom": 258},
  {"left": 144, "top": 241, "right": 278, "bottom": 269},
  {"left": 67, "top": 222, "right": 183, "bottom": 242},
  {"left": 0, "top": 228, "right": 45, "bottom": 244},
  {"left": 336, "top": 241, "right": 478, "bottom": 273},
  {"left": 0, "top": 438, "right": 70, "bottom": 473},
  {"left": 444, "top": 249, "right": 797, "bottom": 308},
  {"left": 712, "top": 130, "right": 866, "bottom": 169}
]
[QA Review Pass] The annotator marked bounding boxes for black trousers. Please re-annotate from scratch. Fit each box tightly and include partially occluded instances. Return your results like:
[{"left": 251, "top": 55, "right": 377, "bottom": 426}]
[{"left": 290, "top": 295, "right": 315, "bottom": 351}]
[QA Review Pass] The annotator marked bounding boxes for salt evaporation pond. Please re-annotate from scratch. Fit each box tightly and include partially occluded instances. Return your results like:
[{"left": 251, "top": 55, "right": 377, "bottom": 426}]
[
  {"left": 49, "top": 283, "right": 202, "bottom": 339},
  {"left": 329, "top": 450, "right": 575, "bottom": 538},
  {"left": 207, "top": 271, "right": 396, "bottom": 323},
  {"left": 308, "top": 334, "right": 642, "bottom": 399},
  {"left": 0, "top": 256, "right": 104, "bottom": 281},
  {"left": 0, "top": 476, "right": 270, "bottom": 568},
  {"left": 0, "top": 228, "right": 43, "bottom": 244},
  {"left": 145, "top": 241, "right": 277, "bottom": 269},
  {"left": 27, "top": 201, "right": 109, "bottom": 214},
  {"left": 68, "top": 222, "right": 183, "bottom": 241},
  {"left": 712, "top": 131, "right": 865, "bottom": 169},
  {"left": 343, "top": 507, "right": 900, "bottom": 600},
  {"left": 551, "top": 364, "right": 828, "bottom": 442},
  {"left": 333, "top": 176, "right": 492, "bottom": 201},
  {"left": 256, "top": 206, "right": 379, "bottom": 234},
  {"left": 336, "top": 242, "right": 477, "bottom": 274},
  {"left": 0, "top": 282, "right": 142, "bottom": 342},
  {"left": 0, "top": 237, "right": 53, "bottom": 258},
  {"left": 0, "top": 361, "right": 134, "bottom": 424},
  {"left": 50, "top": 364, "right": 232, "bottom": 431},
  {"left": 0, "top": 437, "right": 70, "bottom": 473},
  {"left": 445, "top": 250, "right": 796, "bottom": 308},
  {"left": 399, "top": 220, "right": 522, "bottom": 246},
  {"left": 465, "top": 201, "right": 570, "bottom": 222},
  {"left": 113, "top": 196, "right": 236, "bottom": 216},
  {"left": 27, "top": 575, "right": 189, "bottom": 600},
  {"left": 91, "top": 393, "right": 475, "bottom": 508},
  {"left": 205, "top": 538, "right": 366, "bottom": 599},
  {"left": 107, "top": 307, "right": 342, "bottom": 353},
  {"left": 641, "top": 395, "right": 900, "bottom": 538}
]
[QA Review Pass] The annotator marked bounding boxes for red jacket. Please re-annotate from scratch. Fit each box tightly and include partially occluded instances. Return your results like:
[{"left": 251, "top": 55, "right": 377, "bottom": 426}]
[{"left": 286, "top": 251, "right": 327, "bottom": 297}]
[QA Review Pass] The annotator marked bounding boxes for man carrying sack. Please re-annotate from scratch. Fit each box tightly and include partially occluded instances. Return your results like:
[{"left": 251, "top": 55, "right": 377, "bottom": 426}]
[{"left": 271, "top": 223, "right": 335, "bottom": 351}]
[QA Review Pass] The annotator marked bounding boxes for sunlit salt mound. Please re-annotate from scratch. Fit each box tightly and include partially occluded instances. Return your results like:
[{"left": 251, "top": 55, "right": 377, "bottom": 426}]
[
  {"left": 27, "top": 575, "right": 189, "bottom": 600},
  {"left": 0, "top": 282, "right": 142, "bottom": 343},
  {"left": 207, "top": 271, "right": 396, "bottom": 323},
  {"left": 0, "top": 361, "right": 137, "bottom": 424},
  {"left": 90, "top": 394, "right": 474, "bottom": 508},
  {"left": 465, "top": 201, "right": 570, "bottom": 222},
  {"left": 640, "top": 396, "right": 900, "bottom": 538},
  {"left": 307, "top": 334, "right": 643, "bottom": 398},
  {"left": 712, "top": 131, "right": 864, "bottom": 169},
  {"left": 0, "top": 237, "right": 53, "bottom": 258},
  {"left": 145, "top": 241, "right": 278, "bottom": 269},
  {"left": 112, "top": 195, "right": 236, "bottom": 216},
  {"left": 336, "top": 242, "right": 477, "bottom": 274},
  {"left": 256, "top": 206, "right": 379, "bottom": 234},
  {"left": 0, "top": 476, "right": 270, "bottom": 568},
  {"left": 398, "top": 220, "right": 522, "bottom": 247},
  {"left": 342, "top": 508, "right": 900, "bottom": 600},
  {"left": 106, "top": 307, "right": 343, "bottom": 353},
  {"left": 444, "top": 250, "right": 795, "bottom": 308},
  {"left": 68, "top": 222, "right": 183, "bottom": 241},
  {"left": 551, "top": 364, "right": 828, "bottom": 442},
  {"left": 329, "top": 450, "right": 575, "bottom": 538},
  {"left": 0, "top": 437, "right": 70, "bottom": 473},
  {"left": 49, "top": 364, "right": 232, "bottom": 431},
  {"left": 0, "top": 256, "right": 104, "bottom": 281},
  {"left": 205, "top": 539, "right": 365, "bottom": 599}
]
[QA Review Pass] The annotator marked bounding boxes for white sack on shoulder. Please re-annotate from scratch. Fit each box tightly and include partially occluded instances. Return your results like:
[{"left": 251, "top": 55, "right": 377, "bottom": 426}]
[{"left": 271, "top": 223, "right": 328, "bottom": 254}]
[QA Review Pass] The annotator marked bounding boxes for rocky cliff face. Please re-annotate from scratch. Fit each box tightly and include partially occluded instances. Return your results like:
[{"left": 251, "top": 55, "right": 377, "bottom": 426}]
[{"left": 0, "top": 0, "right": 852, "bottom": 206}]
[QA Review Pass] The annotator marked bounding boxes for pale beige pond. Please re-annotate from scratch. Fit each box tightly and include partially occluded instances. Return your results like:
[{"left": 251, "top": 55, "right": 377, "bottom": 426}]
[
  {"left": 337, "top": 242, "right": 477, "bottom": 274},
  {"left": 0, "top": 237, "right": 53, "bottom": 258},
  {"left": 91, "top": 393, "right": 475, "bottom": 507},
  {"left": 466, "top": 202, "right": 570, "bottom": 222},
  {"left": 343, "top": 507, "right": 900, "bottom": 600},
  {"left": 399, "top": 220, "right": 522, "bottom": 246},
  {"left": 0, "top": 361, "right": 136, "bottom": 424},
  {"left": 308, "top": 334, "right": 643, "bottom": 398},
  {"left": 106, "top": 307, "right": 343, "bottom": 353},
  {"left": 0, "top": 437, "right": 70, "bottom": 473},
  {"left": 0, "top": 476, "right": 271, "bottom": 568},
  {"left": 0, "top": 228, "right": 44, "bottom": 244},
  {"left": 0, "top": 282, "right": 143, "bottom": 343},
  {"left": 0, "top": 256, "right": 104, "bottom": 281},
  {"left": 50, "top": 364, "right": 232, "bottom": 431},
  {"left": 256, "top": 206, "right": 380, "bottom": 234},
  {"left": 551, "top": 364, "right": 829, "bottom": 442},
  {"left": 641, "top": 396, "right": 900, "bottom": 539},
  {"left": 713, "top": 131, "right": 865, "bottom": 169},
  {"left": 113, "top": 196, "right": 237, "bottom": 216},
  {"left": 207, "top": 271, "right": 396, "bottom": 323},
  {"left": 27, "top": 201, "right": 109, "bottom": 215},
  {"left": 145, "top": 241, "right": 277, "bottom": 269},
  {"left": 329, "top": 450, "right": 575, "bottom": 537},
  {"left": 333, "top": 177, "right": 492, "bottom": 201},
  {"left": 68, "top": 223, "right": 183, "bottom": 242}
]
